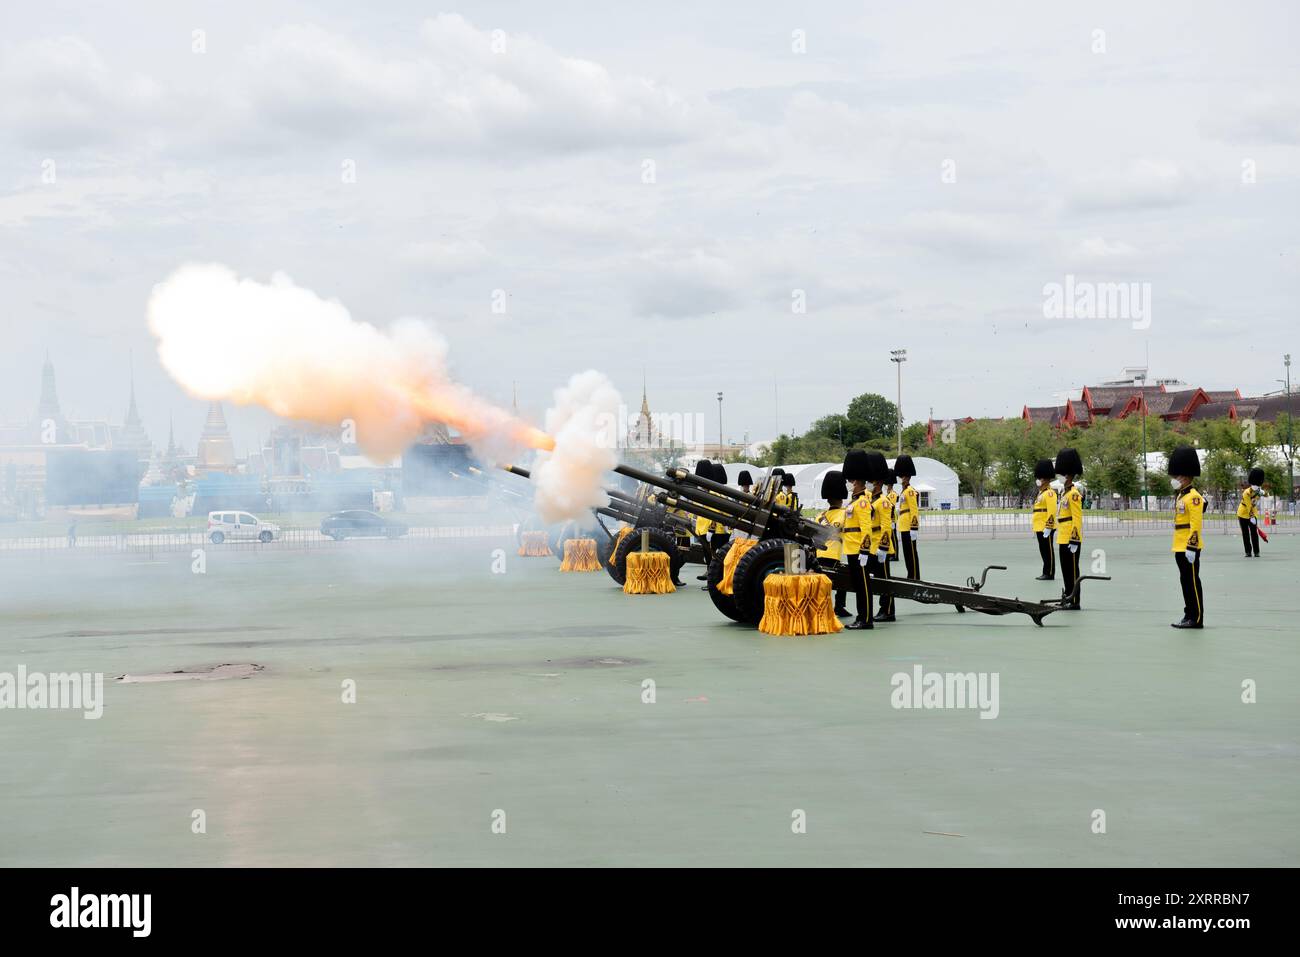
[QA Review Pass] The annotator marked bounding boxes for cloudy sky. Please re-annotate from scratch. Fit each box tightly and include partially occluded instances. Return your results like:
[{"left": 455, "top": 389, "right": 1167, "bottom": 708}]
[{"left": 2, "top": 0, "right": 1297, "bottom": 453}]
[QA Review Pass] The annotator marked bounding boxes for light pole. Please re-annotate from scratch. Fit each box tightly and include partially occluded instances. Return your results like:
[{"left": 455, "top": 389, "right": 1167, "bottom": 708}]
[
  {"left": 717, "top": 391, "right": 724, "bottom": 458},
  {"left": 1279, "top": 356, "right": 1289, "bottom": 509},
  {"left": 1136, "top": 368, "right": 1148, "bottom": 510},
  {"left": 890, "top": 349, "right": 907, "bottom": 453}
]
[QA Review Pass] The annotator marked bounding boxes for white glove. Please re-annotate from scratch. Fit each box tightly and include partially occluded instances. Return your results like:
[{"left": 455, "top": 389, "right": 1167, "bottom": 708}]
[
  {"left": 1250, "top": 517, "right": 1258, "bottom": 526},
  {"left": 1040, "top": 529, "right": 1050, "bottom": 539},
  {"left": 876, "top": 548, "right": 888, "bottom": 561},
  {"left": 858, "top": 553, "right": 870, "bottom": 567},
  {"left": 1068, "top": 543, "right": 1078, "bottom": 555}
]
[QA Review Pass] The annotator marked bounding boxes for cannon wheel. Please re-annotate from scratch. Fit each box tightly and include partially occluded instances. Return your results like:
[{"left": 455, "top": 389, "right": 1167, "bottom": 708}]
[
  {"left": 706, "top": 541, "right": 744, "bottom": 622},
  {"left": 609, "top": 526, "right": 683, "bottom": 588},
  {"left": 595, "top": 525, "right": 617, "bottom": 569},
  {"left": 731, "top": 538, "right": 815, "bottom": 626}
]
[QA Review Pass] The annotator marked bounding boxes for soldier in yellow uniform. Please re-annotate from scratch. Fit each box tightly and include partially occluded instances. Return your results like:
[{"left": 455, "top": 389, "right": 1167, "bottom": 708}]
[
  {"left": 815, "top": 470, "right": 849, "bottom": 616},
  {"left": 1237, "top": 466, "right": 1264, "bottom": 558},
  {"left": 871, "top": 465, "right": 898, "bottom": 621},
  {"left": 707, "top": 461, "right": 732, "bottom": 559},
  {"left": 1168, "top": 445, "right": 1205, "bottom": 629},
  {"left": 776, "top": 471, "right": 800, "bottom": 512},
  {"left": 895, "top": 455, "right": 921, "bottom": 580},
  {"left": 1031, "top": 458, "right": 1057, "bottom": 580},
  {"left": 691, "top": 459, "right": 719, "bottom": 577},
  {"left": 840, "top": 451, "right": 874, "bottom": 630},
  {"left": 1054, "top": 448, "right": 1084, "bottom": 609}
]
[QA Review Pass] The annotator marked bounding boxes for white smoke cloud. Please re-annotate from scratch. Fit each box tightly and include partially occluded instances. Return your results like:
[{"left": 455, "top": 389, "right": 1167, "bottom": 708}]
[
  {"left": 147, "top": 263, "right": 618, "bottom": 523},
  {"left": 532, "top": 371, "right": 621, "bottom": 524}
]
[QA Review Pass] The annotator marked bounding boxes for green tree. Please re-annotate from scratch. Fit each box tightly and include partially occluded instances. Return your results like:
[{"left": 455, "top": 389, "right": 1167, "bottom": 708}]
[
  {"left": 929, "top": 419, "right": 997, "bottom": 503},
  {"left": 844, "top": 393, "right": 899, "bottom": 446},
  {"left": 901, "top": 421, "right": 927, "bottom": 450},
  {"left": 991, "top": 421, "right": 1057, "bottom": 504}
]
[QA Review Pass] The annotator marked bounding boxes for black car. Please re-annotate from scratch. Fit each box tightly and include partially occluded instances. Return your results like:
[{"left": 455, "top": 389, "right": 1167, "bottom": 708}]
[{"left": 320, "top": 510, "right": 409, "bottom": 540}]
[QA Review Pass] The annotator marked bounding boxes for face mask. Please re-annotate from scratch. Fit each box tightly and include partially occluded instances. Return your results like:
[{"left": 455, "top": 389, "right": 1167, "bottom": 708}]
[{"left": 1252, "top": 485, "right": 1261, "bottom": 493}]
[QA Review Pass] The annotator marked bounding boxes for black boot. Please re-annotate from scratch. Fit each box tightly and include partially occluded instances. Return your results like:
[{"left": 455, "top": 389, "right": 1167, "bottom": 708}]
[
  {"left": 1171, "top": 618, "right": 1203, "bottom": 629},
  {"left": 845, "top": 618, "right": 873, "bottom": 630},
  {"left": 833, "top": 605, "right": 850, "bottom": 617}
]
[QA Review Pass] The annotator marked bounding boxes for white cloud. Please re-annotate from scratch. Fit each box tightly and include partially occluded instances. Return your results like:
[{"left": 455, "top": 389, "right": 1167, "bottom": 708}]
[
  {"left": 1067, "top": 159, "right": 1194, "bottom": 213},
  {"left": 399, "top": 239, "right": 490, "bottom": 277},
  {"left": 229, "top": 15, "right": 706, "bottom": 155},
  {"left": 1203, "top": 92, "right": 1300, "bottom": 145},
  {"left": 0, "top": 36, "right": 163, "bottom": 148}
]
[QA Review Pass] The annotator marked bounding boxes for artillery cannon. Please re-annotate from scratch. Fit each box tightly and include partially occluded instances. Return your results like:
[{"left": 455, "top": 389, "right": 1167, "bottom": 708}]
[
  {"left": 607, "top": 461, "right": 1107, "bottom": 627},
  {"left": 497, "top": 464, "right": 704, "bottom": 584}
]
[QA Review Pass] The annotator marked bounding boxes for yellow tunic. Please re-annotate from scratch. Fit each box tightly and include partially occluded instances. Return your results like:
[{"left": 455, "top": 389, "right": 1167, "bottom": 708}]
[
  {"left": 898, "top": 485, "right": 920, "bottom": 533},
  {"left": 871, "top": 492, "right": 895, "bottom": 555},
  {"left": 1032, "top": 487, "right": 1058, "bottom": 533},
  {"left": 815, "top": 506, "right": 845, "bottom": 561},
  {"left": 1236, "top": 486, "right": 1261, "bottom": 521},
  {"left": 1173, "top": 485, "right": 1205, "bottom": 553},
  {"left": 1056, "top": 485, "right": 1083, "bottom": 544},
  {"left": 842, "top": 491, "right": 870, "bottom": 556}
]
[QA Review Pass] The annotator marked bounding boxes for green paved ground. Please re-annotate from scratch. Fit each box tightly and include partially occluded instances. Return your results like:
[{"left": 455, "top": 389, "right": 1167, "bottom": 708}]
[{"left": 1, "top": 534, "right": 1295, "bottom": 866}]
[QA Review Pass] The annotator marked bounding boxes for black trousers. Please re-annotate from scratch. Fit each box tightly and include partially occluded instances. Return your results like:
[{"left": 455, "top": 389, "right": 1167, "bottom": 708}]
[
  {"left": 1238, "top": 517, "right": 1259, "bottom": 556},
  {"left": 844, "top": 555, "right": 872, "bottom": 623},
  {"left": 709, "top": 531, "right": 731, "bottom": 553},
  {"left": 1036, "top": 530, "right": 1055, "bottom": 578},
  {"left": 1175, "top": 549, "right": 1204, "bottom": 625},
  {"left": 900, "top": 531, "right": 920, "bottom": 580},
  {"left": 1058, "top": 541, "right": 1081, "bottom": 607},
  {"left": 868, "top": 554, "right": 894, "bottom": 617},
  {"left": 696, "top": 534, "right": 713, "bottom": 565}
]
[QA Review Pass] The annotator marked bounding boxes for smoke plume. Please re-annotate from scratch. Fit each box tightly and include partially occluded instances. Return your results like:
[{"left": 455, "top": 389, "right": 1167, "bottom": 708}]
[{"left": 147, "top": 263, "right": 618, "bottom": 521}]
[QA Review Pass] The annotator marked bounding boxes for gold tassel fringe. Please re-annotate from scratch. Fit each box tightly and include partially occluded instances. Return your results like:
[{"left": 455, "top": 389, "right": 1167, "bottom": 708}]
[
  {"left": 623, "top": 551, "right": 676, "bottom": 594},
  {"left": 757, "top": 573, "right": 843, "bottom": 636},
  {"left": 517, "top": 531, "right": 553, "bottom": 557},
  {"left": 718, "top": 538, "right": 759, "bottom": 595},
  {"left": 608, "top": 526, "right": 634, "bottom": 566},
  {"left": 560, "top": 538, "right": 602, "bottom": 572}
]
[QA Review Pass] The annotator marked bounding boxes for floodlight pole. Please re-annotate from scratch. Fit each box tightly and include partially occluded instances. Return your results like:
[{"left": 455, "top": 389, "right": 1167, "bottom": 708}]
[
  {"left": 1287, "top": 354, "right": 1294, "bottom": 507},
  {"left": 890, "top": 349, "right": 907, "bottom": 454}
]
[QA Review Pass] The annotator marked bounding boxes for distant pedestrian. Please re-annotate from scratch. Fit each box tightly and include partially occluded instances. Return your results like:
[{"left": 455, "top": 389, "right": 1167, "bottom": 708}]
[{"left": 67, "top": 522, "right": 77, "bottom": 547}]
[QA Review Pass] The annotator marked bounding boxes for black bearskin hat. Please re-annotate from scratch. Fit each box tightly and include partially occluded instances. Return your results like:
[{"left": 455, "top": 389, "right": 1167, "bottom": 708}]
[
  {"left": 882, "top": 467, "right": 896, "bottom": 486},
  {"left": 842, "top": 451, "right": 870, "bottom": 482},
  {"left": 1248, "top": 466, "right": 1264, "bottom": 486},
  {"left": 737, "top": 470, "right": 753, "bottom": 486},
  {"left": 893, "top": 454, "right": 917, "bottom": 478},
  {"left": 820, "top": 470, "right": 847, "bottom": 501},
  {"left": 1034, "top": 458, "right": 1055, "bottom": 481},
  {"left": 865, "top": 451, "right": 889, "bottom": 483},
  {"left": 1054, "top": 448, "right": 1083, "bottom": 477},
  {"left": 711, "top": 462, "right": 729, "bottom": 484},
  {"left": 781, "top": 471, "right": 796, "bottom": 488},
  {"left": 1167, "top": 446, "right": 1201, "bottom": 478},
  {"left": 694, "top": 459, "right": 713, "bottom": 477}
]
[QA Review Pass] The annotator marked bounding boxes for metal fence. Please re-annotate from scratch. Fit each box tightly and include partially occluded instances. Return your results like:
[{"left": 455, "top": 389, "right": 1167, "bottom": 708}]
[
  {"left": 0, "top": 523, "right": 517, "bottom": 559},
  {"left": 1, "top": 509, "right": 1291, "bottom": 559},
  {"left": 919, "top": 510, "right": 1294, "bottom": 540}
]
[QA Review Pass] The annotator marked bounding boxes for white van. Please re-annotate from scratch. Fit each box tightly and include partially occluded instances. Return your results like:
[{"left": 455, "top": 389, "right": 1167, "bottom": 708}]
[{"left": 207, "top": 511, "right": 281, "bottom": 544}]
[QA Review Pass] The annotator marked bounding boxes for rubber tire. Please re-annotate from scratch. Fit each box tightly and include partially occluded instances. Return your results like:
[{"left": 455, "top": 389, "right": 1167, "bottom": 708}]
[
  {"left": 706, "top": 540, "right": 744, "bottom": 622},
  {"left": 595, "top": 526, "right": 618, "bottom": 571},
  {"left": 609, "top": 526, "right": 682, "bottom": 587},
  {"left": 258, "top": 531, "right": 272, "bottom": 543},
  {"left": 731, "top": 538, "right": 814, "bottom": 626},
  {"left": 210, "top": 531, "right": 224, "bottom": 544}
]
